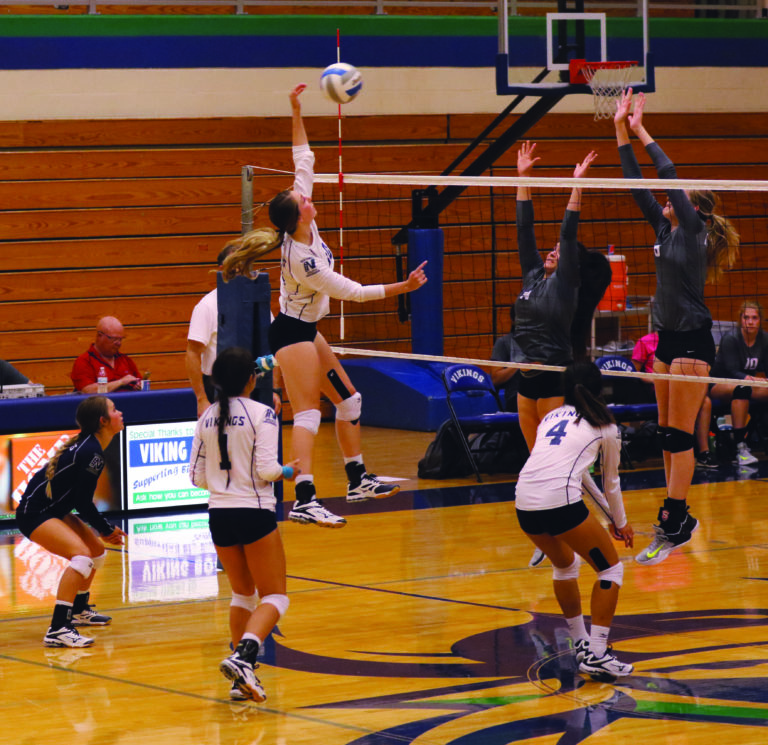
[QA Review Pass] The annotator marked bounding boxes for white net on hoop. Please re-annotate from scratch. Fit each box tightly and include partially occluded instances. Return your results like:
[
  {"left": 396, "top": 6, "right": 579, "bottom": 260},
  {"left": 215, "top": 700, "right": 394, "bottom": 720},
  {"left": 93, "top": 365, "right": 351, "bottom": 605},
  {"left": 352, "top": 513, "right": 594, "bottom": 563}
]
[{"left": 583, "top": 63, "right": 636, "bottom": 121}]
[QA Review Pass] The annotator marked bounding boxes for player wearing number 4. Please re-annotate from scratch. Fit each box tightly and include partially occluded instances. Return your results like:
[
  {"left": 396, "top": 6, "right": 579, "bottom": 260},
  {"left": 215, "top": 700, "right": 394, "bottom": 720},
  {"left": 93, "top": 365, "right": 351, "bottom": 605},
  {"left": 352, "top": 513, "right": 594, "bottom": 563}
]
[
  {"left": 516, "top": 362, "right": 634, "bottom": 681},
  {"left": 614, "top": 89, "right": 739, "bottom": 565},
  {"left": 190, "top": 347, "right": 300, "bottom": 702},
  {"left": 222, "top": 84, "right": 427, "bottom": 528}
]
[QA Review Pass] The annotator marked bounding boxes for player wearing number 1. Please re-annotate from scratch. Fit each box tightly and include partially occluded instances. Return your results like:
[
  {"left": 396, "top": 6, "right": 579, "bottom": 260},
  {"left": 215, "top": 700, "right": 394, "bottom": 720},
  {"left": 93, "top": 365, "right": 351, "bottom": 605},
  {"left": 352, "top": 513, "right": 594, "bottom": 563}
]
[{"left": 515, "top": 362, "right": 634, "bottom": 681}]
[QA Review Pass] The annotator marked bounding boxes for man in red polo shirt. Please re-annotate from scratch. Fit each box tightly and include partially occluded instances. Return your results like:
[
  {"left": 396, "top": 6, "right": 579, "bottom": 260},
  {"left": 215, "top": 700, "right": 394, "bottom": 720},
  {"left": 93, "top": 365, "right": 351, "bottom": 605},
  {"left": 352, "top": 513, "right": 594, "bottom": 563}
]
[{"left": 71, "top": 316, "right": 141, "bottom": 393}]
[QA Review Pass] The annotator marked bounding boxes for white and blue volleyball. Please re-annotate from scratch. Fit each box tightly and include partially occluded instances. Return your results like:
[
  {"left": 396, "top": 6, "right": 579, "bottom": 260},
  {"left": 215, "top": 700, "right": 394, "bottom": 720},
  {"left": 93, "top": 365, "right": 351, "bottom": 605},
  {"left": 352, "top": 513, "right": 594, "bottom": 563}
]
[{"left": 320, "top": 62, "right": 363, "bottom": 104}]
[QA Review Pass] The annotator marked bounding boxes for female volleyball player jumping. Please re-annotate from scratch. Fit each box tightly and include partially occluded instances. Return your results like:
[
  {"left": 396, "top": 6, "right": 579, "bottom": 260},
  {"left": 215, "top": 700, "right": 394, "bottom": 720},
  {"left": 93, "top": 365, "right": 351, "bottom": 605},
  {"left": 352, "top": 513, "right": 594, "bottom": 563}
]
[
  {"left": 614, "top": 89, "right": 739, "bottom": 565},
  {"left": 516, "top": 362, "right": 634, "bottom": 681},
  {"left": 223, "top": 83, "right": 426, "bottom": 528},
  {"left": 514, "top": 142, "right": 614, "bottom": 567},
  {"left": 15, "top": 396, "right": 127, "bottom": 648},
  {"left": 190, "top": 346, "right": 299, "bottom": 702}
]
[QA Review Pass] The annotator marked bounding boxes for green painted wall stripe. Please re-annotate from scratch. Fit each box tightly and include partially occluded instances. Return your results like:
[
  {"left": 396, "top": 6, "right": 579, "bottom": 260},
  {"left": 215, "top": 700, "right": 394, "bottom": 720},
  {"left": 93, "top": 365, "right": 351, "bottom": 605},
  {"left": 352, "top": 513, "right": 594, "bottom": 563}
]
[{"left": 0, "top": 15, "right": 763, "bottom": 41}]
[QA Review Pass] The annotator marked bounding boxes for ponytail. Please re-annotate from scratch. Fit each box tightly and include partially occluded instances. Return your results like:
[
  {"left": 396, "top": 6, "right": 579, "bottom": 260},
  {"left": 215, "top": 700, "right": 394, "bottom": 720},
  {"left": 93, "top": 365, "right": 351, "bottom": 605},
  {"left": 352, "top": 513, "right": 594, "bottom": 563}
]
[
  {"left": 211, "top": 347, "right": 255, "bottom": 486},
  {"left": 689, "top": 190, "right": 740, "bottom": 284},
  {"left": 221, "top": 228, "right": 282, "bottom": 282},
  {"left": 563, "top": 362, "right": 614, "bottom": 428},
  {"left": 45, "top": 396, "right": 109, "bottom": 498}
]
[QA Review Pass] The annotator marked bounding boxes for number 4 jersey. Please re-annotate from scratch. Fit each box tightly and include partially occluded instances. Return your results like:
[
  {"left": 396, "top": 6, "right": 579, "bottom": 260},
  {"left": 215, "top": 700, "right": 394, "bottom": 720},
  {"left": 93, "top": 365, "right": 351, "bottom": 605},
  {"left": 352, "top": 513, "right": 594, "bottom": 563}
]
[{"left": 515, "top": 404, "right": 626, "bottom": 528}]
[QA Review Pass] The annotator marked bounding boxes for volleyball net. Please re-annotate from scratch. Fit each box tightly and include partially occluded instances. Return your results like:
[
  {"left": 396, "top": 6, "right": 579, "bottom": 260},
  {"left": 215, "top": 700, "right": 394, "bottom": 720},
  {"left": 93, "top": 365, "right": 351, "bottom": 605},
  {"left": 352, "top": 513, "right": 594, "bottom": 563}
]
[{"left": 242, "top": 167, "right": 768, "bottom": 390}]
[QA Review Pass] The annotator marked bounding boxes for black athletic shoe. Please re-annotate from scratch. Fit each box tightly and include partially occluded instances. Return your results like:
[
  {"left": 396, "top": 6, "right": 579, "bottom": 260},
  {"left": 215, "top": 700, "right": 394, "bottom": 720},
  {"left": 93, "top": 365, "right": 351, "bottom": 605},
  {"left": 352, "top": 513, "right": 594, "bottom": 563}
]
[{"left": 695, "top": 451, "right": 719, "bottom": 470}]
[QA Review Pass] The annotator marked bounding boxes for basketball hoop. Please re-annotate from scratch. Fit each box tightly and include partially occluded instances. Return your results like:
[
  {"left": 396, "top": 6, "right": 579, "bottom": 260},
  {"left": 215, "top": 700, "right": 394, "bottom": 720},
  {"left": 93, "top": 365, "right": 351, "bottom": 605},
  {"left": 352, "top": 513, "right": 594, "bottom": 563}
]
[{"left": 569, "top": 59, "right": 638, "bottom": 121}]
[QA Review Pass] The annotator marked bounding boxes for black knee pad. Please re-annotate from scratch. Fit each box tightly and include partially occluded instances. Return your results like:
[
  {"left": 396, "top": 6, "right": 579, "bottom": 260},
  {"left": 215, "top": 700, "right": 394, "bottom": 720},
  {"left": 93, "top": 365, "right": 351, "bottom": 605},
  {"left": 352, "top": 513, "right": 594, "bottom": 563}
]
[
  {"left": 588, "top": 547, "right": 611, "bottom": 572},
  {"left": 327, "top": 369, "right": 352, "bottom": 399},
  {"left": 733, "top": 385, "right": 753, "bottom": 400},
  {"left": 664, "top": 427, "right": 695, "bottom": 453},
  {"left": 655, "top": 425, "right": 668, "bottom": 450}
]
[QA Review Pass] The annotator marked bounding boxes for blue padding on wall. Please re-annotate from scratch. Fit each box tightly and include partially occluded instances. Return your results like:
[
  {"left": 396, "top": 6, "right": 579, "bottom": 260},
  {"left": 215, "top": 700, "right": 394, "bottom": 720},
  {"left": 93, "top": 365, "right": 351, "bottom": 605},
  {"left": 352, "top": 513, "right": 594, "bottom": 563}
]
[{"left": 342, "top": 358, "right": 498, "bottom": 431}]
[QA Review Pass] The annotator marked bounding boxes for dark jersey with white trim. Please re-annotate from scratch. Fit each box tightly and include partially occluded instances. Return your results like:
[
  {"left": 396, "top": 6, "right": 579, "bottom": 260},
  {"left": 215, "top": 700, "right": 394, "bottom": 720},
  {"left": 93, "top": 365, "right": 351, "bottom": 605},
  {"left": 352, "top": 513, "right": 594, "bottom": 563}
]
[
  {"left": 713, "top": 329, "right": 768, "bottom": 380},
  {"left": 619, "top": 141, "right": 710, "bottom": 333},
  {"left": 16, "top": 435, "right": 113, "bottom": 535},
  {"left": 513, "top": 201, "right": 580, "bottom": 365}
]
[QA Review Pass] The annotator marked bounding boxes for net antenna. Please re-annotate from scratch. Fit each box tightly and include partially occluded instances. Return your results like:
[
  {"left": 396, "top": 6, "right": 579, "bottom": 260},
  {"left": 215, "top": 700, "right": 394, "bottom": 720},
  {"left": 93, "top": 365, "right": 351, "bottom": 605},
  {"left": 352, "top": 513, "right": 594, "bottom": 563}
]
[
  {"left": 335, "top": 27, "right": 346, "bottom": 340},
  {"left": 570, "top": 59, "right": 638, "bottom": 121}
]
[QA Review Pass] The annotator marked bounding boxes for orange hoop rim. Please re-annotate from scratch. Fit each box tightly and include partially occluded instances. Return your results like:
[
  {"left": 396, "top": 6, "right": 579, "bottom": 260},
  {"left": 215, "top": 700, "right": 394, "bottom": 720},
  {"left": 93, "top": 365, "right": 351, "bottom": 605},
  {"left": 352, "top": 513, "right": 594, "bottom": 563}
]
[{"left": 569, "top": 59, "right": 638, "bottom": 85}]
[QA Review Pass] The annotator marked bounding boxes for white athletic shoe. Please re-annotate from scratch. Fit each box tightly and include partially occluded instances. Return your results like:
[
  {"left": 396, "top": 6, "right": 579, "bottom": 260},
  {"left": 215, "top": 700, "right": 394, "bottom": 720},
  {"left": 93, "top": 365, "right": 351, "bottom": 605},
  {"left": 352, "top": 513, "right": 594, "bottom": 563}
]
[
  {"left": 735, "top": 441, "right": 759, "bottom": 466},
  {"left": 72, "top": 605, "right": 112, "bottom": 626},
  {"left": 574, "top": 638, "right": 590, "bottom": 665},
  {"left": 579, "top": 649, "right": 634, "bottom": 680},
  {"left": 346, "top": 473, "right": 401, "bottom": 502},
  {"left": 229, "top": 683, "right": 249, "bottom": 701},
  {"left": 528, "top": 548, "right": 546, "bottom": 568},
  {"left": 219, "top": 653, "right": 266, "bottom": 703},
  {"left": 288, "top": 497, "right": 347, "bottom": 527},
  {"left": 43, "top": 626, "right": 95, "bottom": 648}
]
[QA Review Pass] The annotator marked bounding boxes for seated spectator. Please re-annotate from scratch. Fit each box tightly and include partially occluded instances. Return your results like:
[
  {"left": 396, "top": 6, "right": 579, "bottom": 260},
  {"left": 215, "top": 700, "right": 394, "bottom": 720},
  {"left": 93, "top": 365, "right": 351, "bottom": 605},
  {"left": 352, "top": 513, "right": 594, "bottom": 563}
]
[
  {"left": 709, "top": 300, "right": 768, "bottom": 467},
  {"left": 71, "top": 316, "right": 141, "bottom": 393},
  {"left": 490, "top": 305, "right": 522, "bottom": 412},
  {"left": 631, "top": 330, "right": 657, "bottom": 375},
  {"left": 0, "top": 358, "right": 31, "bottom": 386}
]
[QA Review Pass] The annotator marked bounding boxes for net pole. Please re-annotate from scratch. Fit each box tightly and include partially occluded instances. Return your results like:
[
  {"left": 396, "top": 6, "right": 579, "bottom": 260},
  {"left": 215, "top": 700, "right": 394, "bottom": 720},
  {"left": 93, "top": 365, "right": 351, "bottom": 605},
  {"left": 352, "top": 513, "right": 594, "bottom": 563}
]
[{"left": 336, "top": 28, "right": 346, "bottom": 340}]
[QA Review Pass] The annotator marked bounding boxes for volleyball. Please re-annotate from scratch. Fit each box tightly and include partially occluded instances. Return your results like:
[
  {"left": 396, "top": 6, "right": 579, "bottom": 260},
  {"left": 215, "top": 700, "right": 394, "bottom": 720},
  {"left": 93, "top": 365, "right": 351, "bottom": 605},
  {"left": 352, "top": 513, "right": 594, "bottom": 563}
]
[{"left": 320, "top": 62, "right": 363, "bottom": 104}]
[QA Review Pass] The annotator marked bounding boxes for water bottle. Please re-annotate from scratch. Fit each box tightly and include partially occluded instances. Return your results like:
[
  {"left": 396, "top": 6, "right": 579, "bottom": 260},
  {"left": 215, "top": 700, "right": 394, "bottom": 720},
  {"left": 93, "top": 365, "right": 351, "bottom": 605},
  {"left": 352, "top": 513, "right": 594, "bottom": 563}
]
[
  {"left": 141, "top": 370, "right": 151, "bottom": 391},
  {"left": 97, "top": 366, "right": 108, "bottom": 394}
]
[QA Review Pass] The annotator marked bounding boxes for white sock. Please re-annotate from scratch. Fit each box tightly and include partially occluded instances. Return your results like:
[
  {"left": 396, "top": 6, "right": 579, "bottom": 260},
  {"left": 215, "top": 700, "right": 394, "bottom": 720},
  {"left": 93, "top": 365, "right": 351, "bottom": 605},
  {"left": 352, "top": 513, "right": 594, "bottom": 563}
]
[
  {"left": 343, "top": 454, "right": 363, "bottom": 465},
  {"left": 241, "top": 632, "right": 262, "bottom": 647},
  {"left": 589, "top": 624, "right": 611, "bottom": 658},
  {"left": 295, "top": 474, "right": 314, "bottom": 485},
  {"left": 565, "top": 615, "right": 588, "bottom": 643}
]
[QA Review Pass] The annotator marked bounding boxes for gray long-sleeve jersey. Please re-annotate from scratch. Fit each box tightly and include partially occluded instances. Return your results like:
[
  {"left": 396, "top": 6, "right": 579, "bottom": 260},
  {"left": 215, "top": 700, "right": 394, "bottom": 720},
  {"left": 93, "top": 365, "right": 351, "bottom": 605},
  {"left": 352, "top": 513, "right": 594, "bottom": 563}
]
[
  {"left": 619, "top": 141, "right": 711, "bottom": 333},
  {"left": 513, "top": 200, "right": 580, "bottom": 365},
  {"left": 713, "top": 330, "right": 768, "bottom": 380}
]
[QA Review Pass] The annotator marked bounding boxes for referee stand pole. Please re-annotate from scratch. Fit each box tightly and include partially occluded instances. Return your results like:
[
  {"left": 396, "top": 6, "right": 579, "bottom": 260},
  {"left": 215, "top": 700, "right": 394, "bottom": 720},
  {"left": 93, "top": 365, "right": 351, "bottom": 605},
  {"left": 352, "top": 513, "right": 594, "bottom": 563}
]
[{"left": 407, "top": 228, "right": 444, "bottom": 356}]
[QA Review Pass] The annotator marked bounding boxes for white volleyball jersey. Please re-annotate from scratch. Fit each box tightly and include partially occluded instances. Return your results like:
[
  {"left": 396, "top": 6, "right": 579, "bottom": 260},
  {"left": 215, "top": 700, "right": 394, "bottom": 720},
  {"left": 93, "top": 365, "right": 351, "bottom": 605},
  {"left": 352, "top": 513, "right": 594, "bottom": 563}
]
[
  {"left": 515, "top": 404, "right": 626, "bottom": 528},
  {"left": 278, "top": 145, "right": 385, "bottom": 322},
  {"left": 187, "top": 288, "right": 218, "bottom": 376},
  {"left": 190, "top": 396, "right": 283, "bottom": 510}
]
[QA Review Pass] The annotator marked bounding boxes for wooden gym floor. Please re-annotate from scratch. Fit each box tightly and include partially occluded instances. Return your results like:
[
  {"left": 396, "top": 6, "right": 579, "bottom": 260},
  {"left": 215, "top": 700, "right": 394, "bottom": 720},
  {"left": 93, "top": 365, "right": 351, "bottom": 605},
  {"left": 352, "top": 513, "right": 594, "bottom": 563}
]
[{"left": 2, "top": 422, "right": 768, "bottom": 744}]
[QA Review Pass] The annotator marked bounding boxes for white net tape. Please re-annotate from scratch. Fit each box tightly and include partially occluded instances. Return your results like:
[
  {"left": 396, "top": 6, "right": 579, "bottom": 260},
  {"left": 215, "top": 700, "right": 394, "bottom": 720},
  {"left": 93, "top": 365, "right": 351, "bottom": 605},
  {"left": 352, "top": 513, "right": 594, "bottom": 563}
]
[{"left": 583, "top": 63, "right": 636, "bottom": 121}]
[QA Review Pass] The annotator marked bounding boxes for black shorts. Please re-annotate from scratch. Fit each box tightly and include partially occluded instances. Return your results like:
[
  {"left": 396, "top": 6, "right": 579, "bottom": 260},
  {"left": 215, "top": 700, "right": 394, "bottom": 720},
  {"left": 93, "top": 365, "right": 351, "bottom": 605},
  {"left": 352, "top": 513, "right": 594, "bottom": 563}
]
[
  {"left": 14, "top": 508, "right": 55, "bottom": 539},
  {"left": 208, "top": 508, "right": 277, "bottom": 548},
  {"left": 518, "top": 369, "right": 564, "bottom": 401},
  {"left": 516, "top": 500, "right": 589, "bottom": 536},
  {"left": 656, "top": 326, "right": 715, "bottom": 367},
  {"left": 268, "top": 313, "right": 317, "bottom": 355}
]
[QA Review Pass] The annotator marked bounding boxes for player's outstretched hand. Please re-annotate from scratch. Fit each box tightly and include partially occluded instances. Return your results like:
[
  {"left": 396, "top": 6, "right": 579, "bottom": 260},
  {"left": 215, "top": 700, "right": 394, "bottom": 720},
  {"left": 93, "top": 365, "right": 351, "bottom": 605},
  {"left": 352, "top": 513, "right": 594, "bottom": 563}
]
[
  {"left": 614, "top": 88, "right": 633, "bottom": 126},
  {"left": 406, "top": 261, "right": 428, "bottom": 292},
  {"left": 289, "top": 84, "right": 307, "bottom": 110},
  {"left": 628, "top": 91, "right": 646, "bottom": 133},
  {"left": 517, "top": 140, "right": 540, "bottom": 176},
  {"left": 573, "top": 150, "right": 598, "bottom": 179}
]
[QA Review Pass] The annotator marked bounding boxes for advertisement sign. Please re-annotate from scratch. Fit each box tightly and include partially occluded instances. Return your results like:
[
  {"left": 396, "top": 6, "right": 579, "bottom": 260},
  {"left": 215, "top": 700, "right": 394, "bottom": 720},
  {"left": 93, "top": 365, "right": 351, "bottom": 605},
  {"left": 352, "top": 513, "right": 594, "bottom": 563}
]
[
  {"left": 0, "top": 430, "right": 120, "bottom": 521},
  {"left": 124, "top": 421, "right": 209, "bottom": 511},
  {"left": 126, "top": 512, "right": 218, "bottom": 603}
]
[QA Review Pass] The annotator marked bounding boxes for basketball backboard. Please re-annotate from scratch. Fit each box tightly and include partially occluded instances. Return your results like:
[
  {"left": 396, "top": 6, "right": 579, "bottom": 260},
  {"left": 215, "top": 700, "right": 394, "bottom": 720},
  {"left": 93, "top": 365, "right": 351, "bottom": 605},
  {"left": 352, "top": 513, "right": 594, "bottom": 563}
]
[{"left": 495, "top": 0, "right": 655, "bottom": 97}]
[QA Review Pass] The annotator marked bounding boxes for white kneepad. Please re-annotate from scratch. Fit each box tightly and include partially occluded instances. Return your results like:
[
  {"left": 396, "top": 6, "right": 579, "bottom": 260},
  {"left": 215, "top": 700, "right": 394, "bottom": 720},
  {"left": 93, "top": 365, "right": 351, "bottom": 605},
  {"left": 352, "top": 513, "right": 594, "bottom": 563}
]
[
  {"left": 92, "top": 551, "right": 107, "bottom": 572},
  {"left": 597, "top": 561, "right": 624, "bottom": 587},
  {"left": 293, "top": 409, "right": 321, "bottom": 435},
  {"left": 260, "top": 594, "right": 290, "bottom": 620},
  {"left": 552, "top": 554, "right": 582, "bottom": 582},
  {"left": 231, "top": 592, "right": 260, "bottom": 612},
  {"left": 70, "top": 555, "right": 94, "bottom": 579},
  {"left": 335, "top": 392, "right": 362, "bottom": 422}
]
